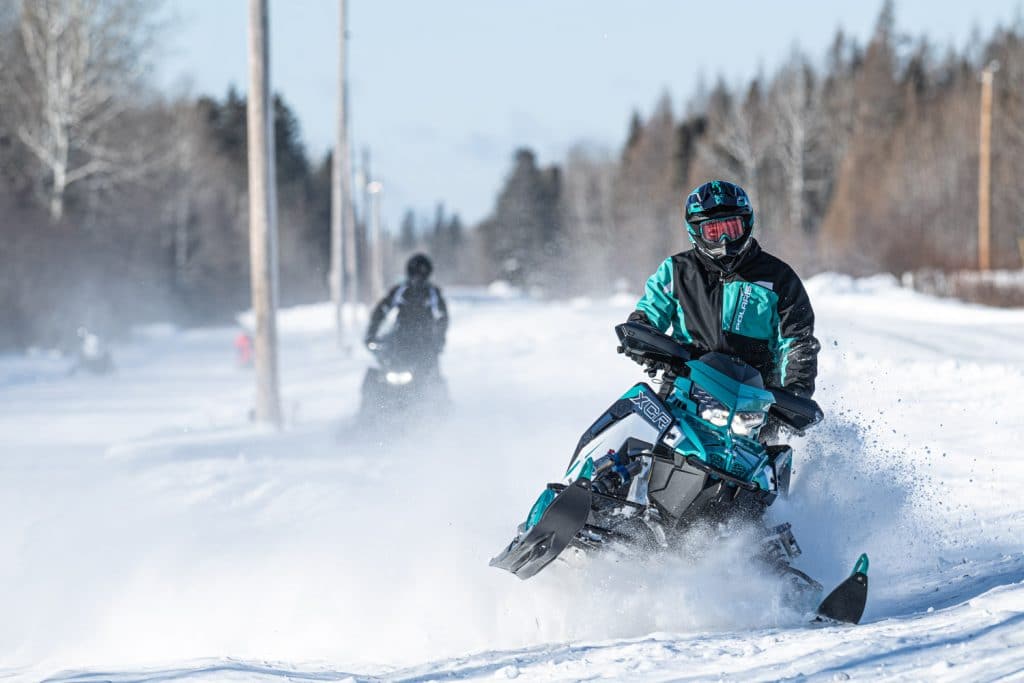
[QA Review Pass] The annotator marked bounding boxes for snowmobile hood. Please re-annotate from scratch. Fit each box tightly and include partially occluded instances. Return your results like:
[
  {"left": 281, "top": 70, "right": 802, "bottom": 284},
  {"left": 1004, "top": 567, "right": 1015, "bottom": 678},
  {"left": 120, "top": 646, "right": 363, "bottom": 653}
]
[{"left": 686, "top": 356, "right": 775, "bottom": 413}]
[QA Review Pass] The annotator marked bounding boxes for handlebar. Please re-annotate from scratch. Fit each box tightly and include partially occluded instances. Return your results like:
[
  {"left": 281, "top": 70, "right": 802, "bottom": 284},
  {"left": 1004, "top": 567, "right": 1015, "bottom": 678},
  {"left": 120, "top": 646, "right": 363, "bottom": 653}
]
[
  {"left": 767, "top": 388, "right": 823, "bottom": 434},
  {"left": 615, "top": 322, "right": 695, "bottom": 377},
  {"left": 615, "top": 321, "right": 824, "bottom": 433}
]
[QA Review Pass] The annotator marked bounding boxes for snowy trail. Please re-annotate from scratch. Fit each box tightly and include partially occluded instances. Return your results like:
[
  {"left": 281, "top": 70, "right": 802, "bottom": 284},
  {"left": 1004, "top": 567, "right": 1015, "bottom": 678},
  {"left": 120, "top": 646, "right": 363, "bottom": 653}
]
[{"left": 2, "top": 275, "right": 1024, "bottom": 681}]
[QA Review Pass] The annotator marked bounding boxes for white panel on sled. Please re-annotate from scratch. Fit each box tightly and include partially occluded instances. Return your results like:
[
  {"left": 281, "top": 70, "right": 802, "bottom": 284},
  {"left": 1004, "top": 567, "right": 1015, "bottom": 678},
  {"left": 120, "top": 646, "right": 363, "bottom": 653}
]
[
  {"left": 571, "top": 413, "right": 660, "bottom": 505},
  {"left": 575, "top": 413, "right": 659, "bottom": 465}
]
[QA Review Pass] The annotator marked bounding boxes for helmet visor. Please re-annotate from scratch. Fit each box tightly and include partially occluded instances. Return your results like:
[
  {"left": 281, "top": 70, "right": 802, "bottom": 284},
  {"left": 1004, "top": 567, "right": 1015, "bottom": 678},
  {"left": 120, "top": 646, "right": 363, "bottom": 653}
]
[{"left": 699, "top": 216, "right": 746, "bottom": 243}]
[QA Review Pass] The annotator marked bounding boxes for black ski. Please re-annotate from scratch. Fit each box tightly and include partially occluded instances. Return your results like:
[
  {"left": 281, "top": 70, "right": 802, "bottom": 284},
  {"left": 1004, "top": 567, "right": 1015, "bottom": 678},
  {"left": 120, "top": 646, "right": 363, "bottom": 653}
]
[
  {"left": 815, "top": 554, "right": 869, "bottom": 625},
  {"left": 489, "top": 480, "right": 592, "bottom": 580}
]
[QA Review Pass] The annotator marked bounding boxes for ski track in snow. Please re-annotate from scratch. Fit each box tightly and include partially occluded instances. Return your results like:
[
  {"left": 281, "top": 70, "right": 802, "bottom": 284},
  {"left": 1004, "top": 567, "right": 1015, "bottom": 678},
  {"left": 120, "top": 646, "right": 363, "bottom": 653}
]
[{"left": 2, "top": 274, "right": 1024, "bottom": 681}]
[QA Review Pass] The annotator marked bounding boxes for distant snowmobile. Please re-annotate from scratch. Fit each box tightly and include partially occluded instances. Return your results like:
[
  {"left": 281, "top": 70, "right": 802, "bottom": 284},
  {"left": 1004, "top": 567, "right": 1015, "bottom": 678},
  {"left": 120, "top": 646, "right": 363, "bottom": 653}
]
[
  {"left": 68, "top": 327, "right": 114, "bottom": 376},
  {"left": 490, "top": 322, "right": 868, "bottom": 625},
  {"left": 359, "top": 336, "right": 449, "bottom": 422}
]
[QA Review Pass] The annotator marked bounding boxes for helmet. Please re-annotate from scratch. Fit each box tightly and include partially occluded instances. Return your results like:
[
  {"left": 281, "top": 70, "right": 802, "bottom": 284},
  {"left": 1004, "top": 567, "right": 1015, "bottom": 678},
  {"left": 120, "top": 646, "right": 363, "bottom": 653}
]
[
  {"left": 684, "top": 180, "right": 755, "bottom": 271},
  {"left": 406, "top": 253, "right": 433, "bottom": 282}
]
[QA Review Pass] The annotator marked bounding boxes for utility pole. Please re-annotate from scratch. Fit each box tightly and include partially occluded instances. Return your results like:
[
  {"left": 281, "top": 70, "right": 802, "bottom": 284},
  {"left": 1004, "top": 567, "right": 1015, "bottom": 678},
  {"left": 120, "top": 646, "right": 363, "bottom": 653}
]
[
  {"left": 331, "top": 0, "right": 357, "bottom": 343},
  {"left": 978, "top": 62, "right": 997, "bottom": 271},
  {"left": 368, "top": 180, "right": 384, "bottom": 301},
  {"left": 246, "top": 0, "right": 282, "bottom": 425},
  {"left": 361, "top": 148, "right": 371, "bottom": 203},
  {"left": 361, "top": 147, "right": 371, "bottom": 273},
  {"left": 342, "top": 64, "right": 359, "bottom": 308}
]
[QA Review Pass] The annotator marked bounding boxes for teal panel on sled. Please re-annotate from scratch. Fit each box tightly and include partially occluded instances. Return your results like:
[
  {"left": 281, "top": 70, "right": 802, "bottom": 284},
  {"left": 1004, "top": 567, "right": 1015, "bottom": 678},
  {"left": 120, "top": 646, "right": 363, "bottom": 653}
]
[
  {"left": 687, "top": 359, "right": 775, "bottom": 413},
  {"left": 666, "top": 365, "right": 774, "bottom": 487},
  {"left": 525, "top": 488, "right": 556, "bottom": 531}
]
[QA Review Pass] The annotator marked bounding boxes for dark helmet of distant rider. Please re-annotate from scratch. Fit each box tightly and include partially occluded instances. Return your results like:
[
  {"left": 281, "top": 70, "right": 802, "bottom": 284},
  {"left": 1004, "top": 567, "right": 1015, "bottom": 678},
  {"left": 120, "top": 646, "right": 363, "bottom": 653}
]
[
  {"left": 406, "top": 253, "right": 433, "bottom": 285},
  {"left": 684, "top": 180, "right": 755, "bottom": 273}
]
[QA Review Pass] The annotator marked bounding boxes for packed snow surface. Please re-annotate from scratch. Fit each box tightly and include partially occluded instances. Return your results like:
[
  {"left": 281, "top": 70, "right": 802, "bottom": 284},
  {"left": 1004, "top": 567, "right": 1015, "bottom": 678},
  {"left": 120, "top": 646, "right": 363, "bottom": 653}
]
[{"left": 2, "top": 274, "right": 1024, "bottom": 681}]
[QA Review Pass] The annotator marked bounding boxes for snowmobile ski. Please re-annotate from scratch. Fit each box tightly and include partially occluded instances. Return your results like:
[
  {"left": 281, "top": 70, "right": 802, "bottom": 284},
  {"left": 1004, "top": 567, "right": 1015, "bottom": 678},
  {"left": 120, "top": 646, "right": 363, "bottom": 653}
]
[
  {"left": 815, "top": 554, "right": 869, "bottom": 625},
  {"left": 489, "top": 480, "right": 592, "bottom": 580}
]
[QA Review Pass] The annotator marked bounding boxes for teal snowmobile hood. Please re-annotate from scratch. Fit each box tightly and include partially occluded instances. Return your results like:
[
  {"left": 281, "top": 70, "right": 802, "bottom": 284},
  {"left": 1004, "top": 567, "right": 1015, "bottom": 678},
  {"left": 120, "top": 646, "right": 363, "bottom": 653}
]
[
  {"left": 686, "top": 357, "right": 775, "bottom": 414},
  {"left": 665, "top": 360, "right": 776, "bottom": 486}
]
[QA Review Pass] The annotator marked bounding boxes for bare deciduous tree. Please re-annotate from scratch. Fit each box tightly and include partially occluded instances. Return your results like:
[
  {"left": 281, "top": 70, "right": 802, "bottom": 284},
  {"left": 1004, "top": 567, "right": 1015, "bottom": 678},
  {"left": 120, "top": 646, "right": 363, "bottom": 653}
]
[
  {"left": 561, "top": 143, "right": 617, "bottom": 290},
  {"left": 697, "top": 79, "right": 769, "bottom": 207},
  {"left": 770, "top": 53, "right": 822, "bottom": 250},
  {"left": 6, "top": 0, "right": 159, "bottom": 222},
  {"left": 614, "top": 92, "right": 680, "bottom": 275}
]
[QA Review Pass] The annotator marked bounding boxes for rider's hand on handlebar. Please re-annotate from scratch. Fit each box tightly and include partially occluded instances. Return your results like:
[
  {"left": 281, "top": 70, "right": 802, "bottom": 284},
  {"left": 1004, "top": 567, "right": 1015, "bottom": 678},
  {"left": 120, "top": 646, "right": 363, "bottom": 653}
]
[{"left": 620, "top": 347, "right": 650, "bottom": 368}]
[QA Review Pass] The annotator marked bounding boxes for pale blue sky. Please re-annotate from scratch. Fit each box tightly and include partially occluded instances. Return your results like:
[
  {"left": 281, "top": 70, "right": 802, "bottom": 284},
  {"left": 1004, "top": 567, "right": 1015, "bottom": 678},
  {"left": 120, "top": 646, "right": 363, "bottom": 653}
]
[{"left": 159, "top": 0, "right": 1022, "bottom": 229}]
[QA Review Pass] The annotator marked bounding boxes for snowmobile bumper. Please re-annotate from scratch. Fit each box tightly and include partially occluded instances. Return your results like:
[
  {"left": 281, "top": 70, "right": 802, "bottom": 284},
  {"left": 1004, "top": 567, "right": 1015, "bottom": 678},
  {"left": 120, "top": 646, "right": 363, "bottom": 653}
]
[{"left": 489, "top": 480, "right": 593, "bottom": 579}]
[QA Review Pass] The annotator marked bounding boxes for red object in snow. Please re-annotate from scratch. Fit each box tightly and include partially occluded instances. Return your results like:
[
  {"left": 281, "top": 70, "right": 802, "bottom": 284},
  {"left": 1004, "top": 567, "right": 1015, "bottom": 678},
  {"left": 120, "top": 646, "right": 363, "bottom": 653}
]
[{"left": 235, "top": 331, "right": 254, "bottom": 366}]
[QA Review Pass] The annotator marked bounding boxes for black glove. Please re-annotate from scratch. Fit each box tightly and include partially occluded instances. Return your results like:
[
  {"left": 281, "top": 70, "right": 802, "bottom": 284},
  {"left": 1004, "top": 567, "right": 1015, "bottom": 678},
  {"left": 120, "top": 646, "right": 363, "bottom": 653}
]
[{"left": 619, "top": 346, "right": 650, "bottom": 368}]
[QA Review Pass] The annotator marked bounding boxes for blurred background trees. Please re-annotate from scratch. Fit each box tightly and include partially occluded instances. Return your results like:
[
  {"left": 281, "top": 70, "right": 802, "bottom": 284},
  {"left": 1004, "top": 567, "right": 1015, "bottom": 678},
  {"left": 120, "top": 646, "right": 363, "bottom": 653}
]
[
  {"left": 466, "top": 1, "right": 1024, "bottom": 293},
  {"left": 1, "top": 0, "right": 1023, "bottom": 351},
  {"left": 0, "top": 1, "right": 330, "bottom": 350}
]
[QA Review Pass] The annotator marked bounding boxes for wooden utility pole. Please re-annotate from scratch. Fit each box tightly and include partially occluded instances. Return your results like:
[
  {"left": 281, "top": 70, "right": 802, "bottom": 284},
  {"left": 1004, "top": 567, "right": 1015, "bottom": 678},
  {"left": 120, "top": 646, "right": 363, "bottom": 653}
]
[
  {"left": 361, "top": 147, "right": 372, "bottom": 295},
  {"left": 361, "top": 147, "right": 371, "bottom": 226},
  {"left": 329, "top": 0, "right": 344, "bottom": 341},
  {"left": 368, "top": 180, "right": 384, "bottom": 301},
  {"left": 978, "top": 64, "right": 995, "bottom": 271},
  {"left": 341, "top": 43, "right": 359, "bottom": 309},
  {"left": 331, "top": 0, "right": 358, "bottom": 342},
  {"left": 246, "top": 0, "right": 282, "bottom": 426}
]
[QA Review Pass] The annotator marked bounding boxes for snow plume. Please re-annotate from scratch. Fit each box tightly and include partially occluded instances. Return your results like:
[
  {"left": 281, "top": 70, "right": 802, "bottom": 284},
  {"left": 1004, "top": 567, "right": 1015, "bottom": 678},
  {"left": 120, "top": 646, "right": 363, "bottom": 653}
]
[
  {"left": 520, "top": 523, "right": 808, "bottom": 641},
  {"left": 772, "top": 415, "right": 933, "bottom": 597}
]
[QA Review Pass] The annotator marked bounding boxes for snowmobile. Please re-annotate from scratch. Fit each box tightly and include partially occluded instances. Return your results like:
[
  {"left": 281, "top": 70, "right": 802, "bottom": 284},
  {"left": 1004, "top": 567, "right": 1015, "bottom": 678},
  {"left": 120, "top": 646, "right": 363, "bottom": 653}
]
[
  {"left": 490, "top": 321, "right": 869, "bottom": 625},
  {"left": 359, "top": 336, "right": 448, "bottom": 419},
  {"left": 68, "top": 328, "right": 115, "bottom": 376}
]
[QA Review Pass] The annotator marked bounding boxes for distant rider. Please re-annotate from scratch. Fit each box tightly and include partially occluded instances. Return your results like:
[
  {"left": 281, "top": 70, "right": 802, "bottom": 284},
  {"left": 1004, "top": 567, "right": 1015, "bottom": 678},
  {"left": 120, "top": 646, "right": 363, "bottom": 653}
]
[
  {"left": 628, "top": 180, "right": 820, "bottom": 401},
  {"left": 69, "top": 326, "right": 114, "bottom": 375},
  {"left": 364, "top": 253, "right": 449, "bottom": 376}
]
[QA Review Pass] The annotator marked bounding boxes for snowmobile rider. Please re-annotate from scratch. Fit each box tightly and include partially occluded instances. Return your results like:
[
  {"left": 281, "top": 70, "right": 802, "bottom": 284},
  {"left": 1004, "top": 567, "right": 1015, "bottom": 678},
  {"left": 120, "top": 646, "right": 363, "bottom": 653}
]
[
  {"left": 628, "top": 180, "right": 820, "bottom": 400},
  {"left": 68, "top": 326, "right": 114, "bottom": 376},
  {"left": 364, "top": 253, "right": 449, "bottom": 373}
]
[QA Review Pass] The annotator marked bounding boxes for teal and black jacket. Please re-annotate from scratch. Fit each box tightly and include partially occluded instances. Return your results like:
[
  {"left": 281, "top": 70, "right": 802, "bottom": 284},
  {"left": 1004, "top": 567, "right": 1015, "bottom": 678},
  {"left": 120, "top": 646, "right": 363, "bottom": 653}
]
[{"left": 629, "top": 240, "right": 820, "bottom": 397}]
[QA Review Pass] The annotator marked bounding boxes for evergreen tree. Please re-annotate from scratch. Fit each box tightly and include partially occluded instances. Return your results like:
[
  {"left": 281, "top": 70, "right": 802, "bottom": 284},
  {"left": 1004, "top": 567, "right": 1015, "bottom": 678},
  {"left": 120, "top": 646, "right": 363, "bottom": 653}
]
[
  {"left": 482, "top": 148, "right": 562, "bottom": 287},
  {"left": 623, "top": 110, "right": 644, "bottom": 160},
  {"left": 399, "top": 209, "right": 417, "bottom": 251}
]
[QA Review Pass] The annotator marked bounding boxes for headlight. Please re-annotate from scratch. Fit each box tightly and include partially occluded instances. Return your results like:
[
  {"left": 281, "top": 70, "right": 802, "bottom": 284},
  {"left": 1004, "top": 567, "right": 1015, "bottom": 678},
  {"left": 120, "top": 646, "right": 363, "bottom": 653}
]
[
  {"left": 693, "top": 385, "right": 766, "bottom": 436},
  {"left": 700, "top": 405, "right": 730, "bottom": 427},
  {"left": 693, "top": 386, "right": 729, "bottom": 425},
  {"left": 730, "top": 411, "right": 766, "bottom": 436},
  {"left": 385, "top": 370, "right": 414, "bottom": 385}
]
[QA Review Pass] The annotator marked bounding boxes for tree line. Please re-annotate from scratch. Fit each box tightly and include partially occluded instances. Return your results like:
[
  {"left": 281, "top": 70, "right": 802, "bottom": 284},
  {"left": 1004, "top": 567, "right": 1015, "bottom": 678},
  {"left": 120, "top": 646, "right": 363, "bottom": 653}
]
[
  {"left": 3, "top": 1, "right": 1023, "bottom": 352},
  {"left": 444, "top": 1, "right": 1024, "bottom": 294},
  {"left": 0, "top": 0, "right": 340, "bottom": 351}
]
